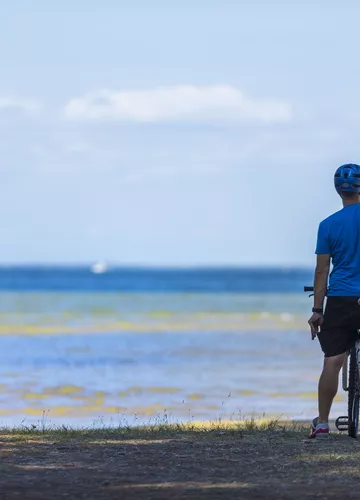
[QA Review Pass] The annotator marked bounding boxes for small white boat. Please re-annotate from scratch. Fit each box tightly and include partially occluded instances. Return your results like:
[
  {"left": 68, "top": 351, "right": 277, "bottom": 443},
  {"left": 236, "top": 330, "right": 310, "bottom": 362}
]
[{"left": 91, "top": 261, "right": 109, "bottom": 274}]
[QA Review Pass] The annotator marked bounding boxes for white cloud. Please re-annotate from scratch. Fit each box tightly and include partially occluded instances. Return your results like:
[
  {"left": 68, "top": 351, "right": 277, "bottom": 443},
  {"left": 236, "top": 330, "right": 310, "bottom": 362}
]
[
  {"left": 0, "top": 97, "right": 40, "bottom": 114},
  {"left": 64, "top": 85, "right": 291, "bottom": 124}
]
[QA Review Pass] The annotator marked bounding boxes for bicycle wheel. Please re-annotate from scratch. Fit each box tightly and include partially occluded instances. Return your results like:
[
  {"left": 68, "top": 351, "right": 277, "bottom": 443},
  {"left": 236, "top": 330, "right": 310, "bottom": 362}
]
[{"left": 348, "top": 348, "right": 360, "bottom": 438}]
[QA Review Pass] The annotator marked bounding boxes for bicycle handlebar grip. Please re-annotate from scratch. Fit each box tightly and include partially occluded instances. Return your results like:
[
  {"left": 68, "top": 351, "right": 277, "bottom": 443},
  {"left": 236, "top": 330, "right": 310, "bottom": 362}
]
[{"left": 304, "top": 286, "right": 314, "bottom": 292}]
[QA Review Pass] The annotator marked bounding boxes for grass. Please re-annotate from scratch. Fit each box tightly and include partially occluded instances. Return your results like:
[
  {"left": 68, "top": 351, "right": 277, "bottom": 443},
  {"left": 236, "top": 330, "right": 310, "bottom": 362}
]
[
  {"left": 1, "top": 417, "right": 304, "bottom": 437},
  {"left": 1, "top": 418, "right": 360, "bottom": 499}
]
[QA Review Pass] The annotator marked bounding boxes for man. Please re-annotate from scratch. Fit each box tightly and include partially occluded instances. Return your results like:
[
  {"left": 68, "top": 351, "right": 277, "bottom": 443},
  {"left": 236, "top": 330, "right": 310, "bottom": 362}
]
[{"left": 308, "top": 163, "right": 360, "bottom": 438}]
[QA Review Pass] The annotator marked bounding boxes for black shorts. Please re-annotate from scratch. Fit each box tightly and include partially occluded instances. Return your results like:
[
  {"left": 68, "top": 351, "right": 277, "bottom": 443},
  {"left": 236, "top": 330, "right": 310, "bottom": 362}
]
[{"left": 318, "top": 296, "right": 360, "bottom": 357}]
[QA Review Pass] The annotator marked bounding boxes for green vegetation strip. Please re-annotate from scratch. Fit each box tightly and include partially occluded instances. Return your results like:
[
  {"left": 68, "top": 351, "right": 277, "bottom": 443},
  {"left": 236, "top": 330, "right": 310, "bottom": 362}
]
[{"left": 1, "top": 420, "right": 360, "bottom": 499}]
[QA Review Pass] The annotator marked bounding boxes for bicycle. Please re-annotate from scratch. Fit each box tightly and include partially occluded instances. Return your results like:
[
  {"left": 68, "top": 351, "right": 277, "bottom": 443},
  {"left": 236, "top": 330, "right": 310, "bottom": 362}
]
[{"left": 304, "top": 286, "right": 360, "bottom": 438}]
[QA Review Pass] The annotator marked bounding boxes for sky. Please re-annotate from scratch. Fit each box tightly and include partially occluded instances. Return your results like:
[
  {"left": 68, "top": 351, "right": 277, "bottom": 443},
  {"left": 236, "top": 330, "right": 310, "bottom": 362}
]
[{"left": 0, "top": 0, "right": 359, "bottom": 266}]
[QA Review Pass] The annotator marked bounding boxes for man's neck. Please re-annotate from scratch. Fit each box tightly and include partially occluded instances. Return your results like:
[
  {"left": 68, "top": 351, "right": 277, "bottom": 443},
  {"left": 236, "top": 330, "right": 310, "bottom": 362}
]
[{"left": 342, "top": 197, "right": 360, "bottom": 207}]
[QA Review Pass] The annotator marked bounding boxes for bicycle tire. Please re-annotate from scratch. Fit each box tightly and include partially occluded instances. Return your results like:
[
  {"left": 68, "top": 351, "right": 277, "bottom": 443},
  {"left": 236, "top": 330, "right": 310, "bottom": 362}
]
[{"left": 348, "top": 348, "right": 359, "bottom": 438}]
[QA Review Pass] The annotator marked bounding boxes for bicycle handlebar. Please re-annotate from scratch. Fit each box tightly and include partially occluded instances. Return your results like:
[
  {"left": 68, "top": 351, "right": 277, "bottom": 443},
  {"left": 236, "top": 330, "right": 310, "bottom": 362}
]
[{"left": 304, "top": 286, "right": 314, "bottom": 292}]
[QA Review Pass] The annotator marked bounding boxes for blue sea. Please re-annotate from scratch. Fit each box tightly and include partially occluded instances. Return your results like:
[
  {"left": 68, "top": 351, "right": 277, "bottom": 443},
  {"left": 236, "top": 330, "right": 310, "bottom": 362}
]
[{"left": 0, "top": 266, "right": 343, "bottom": 428}]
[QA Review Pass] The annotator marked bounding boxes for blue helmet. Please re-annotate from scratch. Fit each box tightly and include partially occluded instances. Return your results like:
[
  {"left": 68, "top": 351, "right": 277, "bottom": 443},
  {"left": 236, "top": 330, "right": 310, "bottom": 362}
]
[{"left": 334, "top": 164, "right": 360, "bottom": 193}]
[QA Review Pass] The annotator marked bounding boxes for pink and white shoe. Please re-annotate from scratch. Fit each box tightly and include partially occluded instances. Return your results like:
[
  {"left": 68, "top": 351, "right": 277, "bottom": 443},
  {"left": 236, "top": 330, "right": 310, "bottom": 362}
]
[{"left": 309, "top": 417, "right": 329, "bottom": 439}]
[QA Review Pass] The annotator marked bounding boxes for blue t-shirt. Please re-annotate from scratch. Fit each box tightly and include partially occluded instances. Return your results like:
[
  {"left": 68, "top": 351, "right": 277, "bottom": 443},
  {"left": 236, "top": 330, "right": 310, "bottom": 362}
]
[{"left": 316, "top": 203, "right": 360, "bottom": 296}]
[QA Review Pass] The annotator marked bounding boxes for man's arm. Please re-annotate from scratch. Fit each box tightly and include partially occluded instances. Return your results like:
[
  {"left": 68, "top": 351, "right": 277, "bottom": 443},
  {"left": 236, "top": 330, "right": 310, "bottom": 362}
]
[
  {"left": 313, "top": 254, "right": 331, "bottom": 310},
  {"left": 308, "top": 254, "right": 331, "bottom": 340}
]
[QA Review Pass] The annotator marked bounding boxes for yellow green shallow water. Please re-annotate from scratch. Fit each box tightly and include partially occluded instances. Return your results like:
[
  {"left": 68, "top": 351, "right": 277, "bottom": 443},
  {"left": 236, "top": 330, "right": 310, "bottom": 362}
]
[{"left": 0, "top": 292, "right": 344, "bottom": 427}]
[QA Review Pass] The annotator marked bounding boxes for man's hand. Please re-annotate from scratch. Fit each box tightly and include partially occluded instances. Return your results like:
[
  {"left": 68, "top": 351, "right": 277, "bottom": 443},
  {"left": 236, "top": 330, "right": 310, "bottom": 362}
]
[{"left": 308, "top": 313, "right": 324, "bottom": 340}]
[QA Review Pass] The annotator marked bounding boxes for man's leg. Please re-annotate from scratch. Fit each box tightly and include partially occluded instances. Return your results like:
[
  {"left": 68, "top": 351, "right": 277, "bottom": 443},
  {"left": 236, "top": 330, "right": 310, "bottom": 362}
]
[{"left": 318, "top": 352, "right": 347, "bottom": 423}]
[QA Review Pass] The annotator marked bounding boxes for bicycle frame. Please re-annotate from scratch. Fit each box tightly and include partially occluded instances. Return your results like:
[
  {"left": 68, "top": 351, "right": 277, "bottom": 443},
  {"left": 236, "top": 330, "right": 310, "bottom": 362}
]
[
  {"left": 342, "top": 352, "right": 348, "bottom": 391},
  {"left": 337, "top": 335, "right": 360, "bottom": 394},
  {"left": 356, "top": 338, "right": 360, "bottom": 379},
  {"left": 346, "top": 337, "right": 360, "bottom": 391}
]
